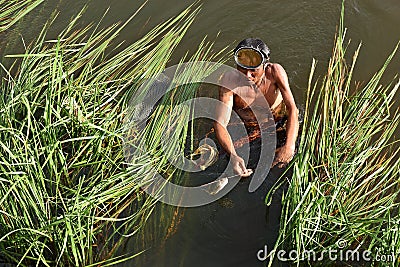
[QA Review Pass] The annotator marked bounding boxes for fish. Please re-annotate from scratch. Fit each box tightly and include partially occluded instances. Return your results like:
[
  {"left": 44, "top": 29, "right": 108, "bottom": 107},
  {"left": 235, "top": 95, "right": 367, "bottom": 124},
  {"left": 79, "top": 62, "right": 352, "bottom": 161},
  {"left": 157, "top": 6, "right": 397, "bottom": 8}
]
[{"left": 201, "top": 177, "right": 229, "bottom": 195}]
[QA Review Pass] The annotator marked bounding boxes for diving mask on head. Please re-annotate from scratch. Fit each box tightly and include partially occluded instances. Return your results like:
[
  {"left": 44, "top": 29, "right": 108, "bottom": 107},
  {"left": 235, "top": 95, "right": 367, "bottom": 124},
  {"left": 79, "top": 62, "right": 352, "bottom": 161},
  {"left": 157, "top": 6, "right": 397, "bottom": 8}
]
[{"left": 234, "top": 47, "right": 265, "bottom": 70}]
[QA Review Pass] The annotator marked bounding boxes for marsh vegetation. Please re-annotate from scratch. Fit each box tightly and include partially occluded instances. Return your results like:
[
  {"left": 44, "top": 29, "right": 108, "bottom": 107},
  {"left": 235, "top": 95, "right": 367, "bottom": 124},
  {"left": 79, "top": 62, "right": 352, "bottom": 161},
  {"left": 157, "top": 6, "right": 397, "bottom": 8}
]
[
  {"left": 267, "top": 5, "right": 400, "bottom": 267},
  {"left": 1, "top": 1, "right": 399, "bottom": 267}
]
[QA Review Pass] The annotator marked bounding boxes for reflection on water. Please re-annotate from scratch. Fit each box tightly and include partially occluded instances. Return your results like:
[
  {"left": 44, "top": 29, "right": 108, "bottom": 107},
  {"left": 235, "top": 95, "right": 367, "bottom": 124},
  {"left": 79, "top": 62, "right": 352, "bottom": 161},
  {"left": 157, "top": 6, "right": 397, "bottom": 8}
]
[
  {"left": 121, "top": 159, "right": 290, "bottom": 267},
  {"left": 121, "top": 115, "right": 291, "bottom": 267}
]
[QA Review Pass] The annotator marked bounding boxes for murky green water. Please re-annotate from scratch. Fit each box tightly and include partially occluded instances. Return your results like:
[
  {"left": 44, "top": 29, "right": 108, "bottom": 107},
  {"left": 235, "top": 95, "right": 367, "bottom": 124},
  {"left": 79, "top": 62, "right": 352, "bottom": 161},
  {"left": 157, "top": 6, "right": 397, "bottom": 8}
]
[{"left": 2, "top": 0, "right": 399, "bottom": 266}]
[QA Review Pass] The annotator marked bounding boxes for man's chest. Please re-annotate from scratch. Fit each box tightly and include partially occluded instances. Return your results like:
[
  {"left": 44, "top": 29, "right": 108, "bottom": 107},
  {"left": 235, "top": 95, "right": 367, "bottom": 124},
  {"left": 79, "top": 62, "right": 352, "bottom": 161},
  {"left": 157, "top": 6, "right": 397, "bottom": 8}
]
[{"left": 233, "top": 82, "right": 279, "bottom": 108}]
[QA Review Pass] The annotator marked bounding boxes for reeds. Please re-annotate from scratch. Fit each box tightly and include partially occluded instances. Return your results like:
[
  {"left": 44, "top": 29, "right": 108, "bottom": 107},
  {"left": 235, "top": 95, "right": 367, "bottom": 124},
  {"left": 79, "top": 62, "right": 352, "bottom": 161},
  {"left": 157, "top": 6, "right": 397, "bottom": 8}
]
[
  {"left": 0, "top": 3, "right": 226, "bottom": 266},
  {"left": 0, "top": 0, "right": 44, "bottom": 33},
  {"left": 267, "top": 3, "right": 400, "bottom": 267}
]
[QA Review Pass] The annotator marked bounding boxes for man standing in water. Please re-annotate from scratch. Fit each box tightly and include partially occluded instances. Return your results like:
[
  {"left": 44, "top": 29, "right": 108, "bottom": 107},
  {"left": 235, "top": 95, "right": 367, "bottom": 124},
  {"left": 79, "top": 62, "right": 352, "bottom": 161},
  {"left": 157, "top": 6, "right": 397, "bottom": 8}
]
[{"left": 214, "top": 38, "right": 299, "bottom": 176}]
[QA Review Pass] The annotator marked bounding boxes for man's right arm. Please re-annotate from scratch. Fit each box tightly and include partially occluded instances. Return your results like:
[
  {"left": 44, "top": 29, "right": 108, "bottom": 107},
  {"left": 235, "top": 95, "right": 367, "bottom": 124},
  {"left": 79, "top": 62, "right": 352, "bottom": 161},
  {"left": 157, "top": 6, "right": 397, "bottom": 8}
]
[
  {"left": 214, "top": 85, "right": 252, "bottom": 177},
  {"left": 214, "top": 86, "right": 236, "bottom": 155}
]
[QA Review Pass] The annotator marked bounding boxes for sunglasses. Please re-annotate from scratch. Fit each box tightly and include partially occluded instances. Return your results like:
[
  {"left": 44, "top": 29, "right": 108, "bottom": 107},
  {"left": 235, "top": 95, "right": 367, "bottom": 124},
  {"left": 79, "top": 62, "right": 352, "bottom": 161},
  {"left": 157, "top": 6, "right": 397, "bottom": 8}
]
[{"left": 234, "top": 47, "right": 266, "bottom": 69}]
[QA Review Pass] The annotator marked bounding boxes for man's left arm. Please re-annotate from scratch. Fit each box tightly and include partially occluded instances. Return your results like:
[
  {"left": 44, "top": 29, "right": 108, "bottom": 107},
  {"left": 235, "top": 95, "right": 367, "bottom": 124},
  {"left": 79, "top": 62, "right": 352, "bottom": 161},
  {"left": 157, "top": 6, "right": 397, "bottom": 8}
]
[{"left": 270, "top": 63, "right": 299, "bottom": 168}]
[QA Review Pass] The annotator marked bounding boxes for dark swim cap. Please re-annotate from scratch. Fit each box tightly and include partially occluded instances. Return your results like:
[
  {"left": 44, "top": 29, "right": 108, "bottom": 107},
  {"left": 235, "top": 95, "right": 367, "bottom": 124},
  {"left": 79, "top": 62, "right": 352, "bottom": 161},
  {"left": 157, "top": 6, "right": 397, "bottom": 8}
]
[{"left": 233, "top": 38, "right": 270, "bottom": 63}]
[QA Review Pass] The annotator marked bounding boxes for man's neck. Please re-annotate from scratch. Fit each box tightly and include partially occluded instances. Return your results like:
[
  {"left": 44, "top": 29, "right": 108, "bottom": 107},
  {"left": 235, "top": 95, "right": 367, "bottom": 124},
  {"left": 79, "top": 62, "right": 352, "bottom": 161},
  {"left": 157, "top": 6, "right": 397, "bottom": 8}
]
[{"left": 255, "top": 73, "right": 266, "bottom": 87}]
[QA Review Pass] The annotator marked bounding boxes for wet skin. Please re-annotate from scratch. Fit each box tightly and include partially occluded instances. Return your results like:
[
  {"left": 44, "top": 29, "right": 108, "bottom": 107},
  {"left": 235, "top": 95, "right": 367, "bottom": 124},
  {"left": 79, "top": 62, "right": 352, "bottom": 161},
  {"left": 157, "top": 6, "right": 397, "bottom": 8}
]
[{"left": 214, "top": 63, "right": 299, "bottom": 176}]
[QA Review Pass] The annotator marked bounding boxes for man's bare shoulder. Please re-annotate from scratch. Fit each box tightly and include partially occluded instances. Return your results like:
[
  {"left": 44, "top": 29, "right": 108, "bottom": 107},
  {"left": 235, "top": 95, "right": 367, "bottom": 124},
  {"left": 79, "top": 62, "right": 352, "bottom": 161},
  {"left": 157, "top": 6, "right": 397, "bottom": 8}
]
[
  {"left": 219, "top": 70, "right": 237, "bottom": 90},
  {"left": 220, "top": 69, "right": 250, "bottom": 90},
  {"left": 265, "top": 63, "right": 288, "bottom": 81},
  {"left": 268, "top": 63, "right": 287, "bottom": 73},
  {"left": 221, "top": 69, "right": 241, "bottom": 82}
]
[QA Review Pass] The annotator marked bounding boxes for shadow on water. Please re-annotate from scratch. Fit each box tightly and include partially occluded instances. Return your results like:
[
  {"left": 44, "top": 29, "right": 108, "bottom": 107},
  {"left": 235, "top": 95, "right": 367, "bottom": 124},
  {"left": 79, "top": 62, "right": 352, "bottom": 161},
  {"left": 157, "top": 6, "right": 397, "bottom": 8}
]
[{"left": 119, "top": 126, "right": 293, "bottom": 267}]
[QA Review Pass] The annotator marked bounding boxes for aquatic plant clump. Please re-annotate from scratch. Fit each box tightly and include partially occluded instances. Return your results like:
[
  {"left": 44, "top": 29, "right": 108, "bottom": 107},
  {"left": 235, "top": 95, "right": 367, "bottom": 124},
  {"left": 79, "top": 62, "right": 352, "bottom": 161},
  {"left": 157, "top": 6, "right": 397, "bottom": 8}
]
[
  {"left": 0, "top": 3, "right": 226, "bottom": 266},
  {"left": 0, "top": 0, "right": 44, "bottom": 33},
  {"left": 267, "top": 4, "right": 400, "bottom": 267}
]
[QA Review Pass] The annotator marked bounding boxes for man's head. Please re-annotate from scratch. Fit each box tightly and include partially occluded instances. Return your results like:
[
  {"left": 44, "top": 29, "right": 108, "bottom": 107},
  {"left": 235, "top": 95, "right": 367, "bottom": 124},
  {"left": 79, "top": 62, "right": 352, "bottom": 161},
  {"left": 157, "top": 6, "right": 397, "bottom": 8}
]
[
  {"left": 234, "top": 38, "right": 270, "bottom": 83},
  {"left": 234, "top": 38, "right": 270, "bottom": 68}
]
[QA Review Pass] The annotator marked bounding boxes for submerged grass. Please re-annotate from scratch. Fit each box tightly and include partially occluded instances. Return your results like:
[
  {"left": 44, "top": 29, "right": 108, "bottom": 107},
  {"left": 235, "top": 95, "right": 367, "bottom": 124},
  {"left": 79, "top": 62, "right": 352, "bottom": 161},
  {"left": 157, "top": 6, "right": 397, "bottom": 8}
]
[
  {"left": 0, "top": 3, "right": 226, "bottom": 266},
  {"left": 267, "top": 3, "right": 400, "bottom": 267}
]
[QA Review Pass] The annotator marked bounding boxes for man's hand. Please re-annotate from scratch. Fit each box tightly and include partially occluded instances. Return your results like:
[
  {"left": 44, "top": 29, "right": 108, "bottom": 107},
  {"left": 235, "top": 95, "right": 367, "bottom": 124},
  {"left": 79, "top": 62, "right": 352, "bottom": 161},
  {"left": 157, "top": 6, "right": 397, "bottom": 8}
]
[
  {"left": 272, "top": 145, "right": 295, "bottom": 168},
  {"left": 230, "top": 154, "right": 253, "bottom": 177}
]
